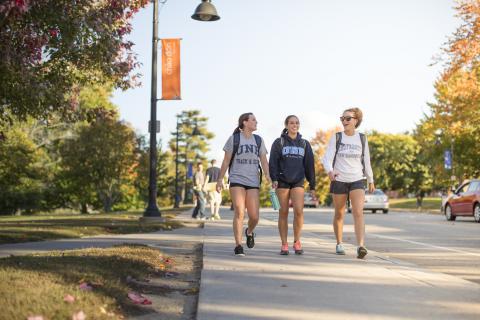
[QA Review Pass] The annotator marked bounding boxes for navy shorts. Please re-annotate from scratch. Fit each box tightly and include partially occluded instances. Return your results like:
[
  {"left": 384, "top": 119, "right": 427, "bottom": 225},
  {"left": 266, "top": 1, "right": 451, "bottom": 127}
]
[
  {"left": 277, "top": 179, "right": 304, "bottom": 189},
  {"left": 330, "top": 180, "right": 365, "bottom": 194},
  {"left": 230, "top": 183, "right": 259, "bottom": 190}
]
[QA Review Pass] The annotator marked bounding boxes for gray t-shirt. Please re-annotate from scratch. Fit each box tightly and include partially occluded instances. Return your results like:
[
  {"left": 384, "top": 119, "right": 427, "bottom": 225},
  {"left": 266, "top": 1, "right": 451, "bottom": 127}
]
[{"left": 223, "top": 133, "right": 267, "bottom": 187}]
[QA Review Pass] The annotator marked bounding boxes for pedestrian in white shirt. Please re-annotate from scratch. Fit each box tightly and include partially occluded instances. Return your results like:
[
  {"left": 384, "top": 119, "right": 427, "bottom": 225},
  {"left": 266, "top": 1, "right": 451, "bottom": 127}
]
[{"left": 322, "top": 107, "right": 374, "bottom": 259}]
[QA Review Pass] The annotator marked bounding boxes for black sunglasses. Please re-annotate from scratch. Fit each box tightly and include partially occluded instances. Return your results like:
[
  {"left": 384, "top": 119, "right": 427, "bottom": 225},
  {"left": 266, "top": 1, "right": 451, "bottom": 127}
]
[{"left": 340, "top": 116, "right": 356, "bottom": 122}]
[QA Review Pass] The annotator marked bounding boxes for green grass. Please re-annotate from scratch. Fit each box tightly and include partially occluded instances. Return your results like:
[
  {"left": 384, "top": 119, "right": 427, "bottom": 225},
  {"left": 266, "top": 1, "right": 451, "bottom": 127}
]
[
  {"left": 0, "top": 209, "right": 185, "bottom": 245},
  {"left": 0, "top": 244, "right": 171, "bottom": 320},
  {"left": 389, "top": 197, "right": 442, "bottom": 211}
]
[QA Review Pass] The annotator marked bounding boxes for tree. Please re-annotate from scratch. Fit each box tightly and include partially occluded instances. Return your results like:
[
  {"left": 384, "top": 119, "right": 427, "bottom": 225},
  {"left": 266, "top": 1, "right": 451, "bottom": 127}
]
[
  {"left": 368, "top": 132, "right": 432, "bottom": 195},
  {"left": 59, "top": 115, "right": 138, "bottom": 212},
  {"left": 416, "top": 0, "right": 480, "bottom": 185},
  {"left": 0, "top": 0, "right": 148, "bottom": 123},
  {"left": 0, "top": 124, "right": 50, "bottom": 214},
  {"left": 169, "top": 110, "right": 214, "bottom": 203}
]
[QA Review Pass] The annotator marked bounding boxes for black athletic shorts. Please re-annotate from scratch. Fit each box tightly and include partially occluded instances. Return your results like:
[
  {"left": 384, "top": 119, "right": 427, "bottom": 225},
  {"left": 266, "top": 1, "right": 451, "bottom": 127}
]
[
  {"left": 329, "top": 179, "right": 365, "bottom": 194},
  {"left": 230, "top": 183, "right": 259, "bottom": 190},
  {"left": 277, "top": 179, "right": 304, "bottom": 189}
]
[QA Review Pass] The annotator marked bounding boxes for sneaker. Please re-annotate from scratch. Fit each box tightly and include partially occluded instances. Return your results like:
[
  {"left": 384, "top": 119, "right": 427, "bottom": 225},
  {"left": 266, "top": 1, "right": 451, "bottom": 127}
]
[
  {"left": 336, "top": 243, "right": 346, "bottom": 255},
  {"left": 293, "top": 240, "right": 304, "bottom": 255},
  {"left": 234, "top": 245, "right": 245, "bottom": 256},
  {"left": 280, "top": 243, "right": 289, "bottom": 255},
  {"left": 245, "top": 228, "right": 255, "bottom": 248},
  {"left": 214, "top": 214, "right": 221, "bottom": 220},
  {"left": 357, "top": 246, "right": 368, "bottom": 259}
]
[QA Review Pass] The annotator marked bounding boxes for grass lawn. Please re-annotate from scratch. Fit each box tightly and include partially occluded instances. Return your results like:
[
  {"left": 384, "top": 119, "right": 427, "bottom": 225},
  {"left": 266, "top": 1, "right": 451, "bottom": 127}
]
[
  {"left": 0, "top": 208, "right": 185, "bottom": 245},
  {"left": 389, "top": 197, "right": 442, "bottom": 211},
  {"left": 0, "top": 244, "right": 172, "bottom": 320}
]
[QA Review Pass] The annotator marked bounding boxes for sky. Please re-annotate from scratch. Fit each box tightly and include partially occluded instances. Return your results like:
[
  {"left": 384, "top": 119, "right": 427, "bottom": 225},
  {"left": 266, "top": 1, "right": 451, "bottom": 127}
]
[{"left": 111, "top": 0, "right": 460, "bottom": 162}]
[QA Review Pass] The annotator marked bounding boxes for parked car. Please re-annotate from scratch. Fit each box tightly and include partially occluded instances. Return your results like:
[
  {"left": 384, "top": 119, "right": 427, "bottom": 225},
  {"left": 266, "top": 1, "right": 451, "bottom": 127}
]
[
  {"left": 442, "top": 179, "right": 480, "bottom": 222},
  {"left": 304, "top": 193, "right": 319, "bottom": 208},
  {"left": 288, "top": 192, "right": 319, "bottom": 208},
  {"left": 348, "top": 189, "right": 389, "bottom": 213}
]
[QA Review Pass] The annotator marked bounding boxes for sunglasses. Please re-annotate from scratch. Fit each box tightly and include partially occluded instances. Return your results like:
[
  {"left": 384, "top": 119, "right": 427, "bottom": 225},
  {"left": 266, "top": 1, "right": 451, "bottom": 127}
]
[{"left": 340, "top": 116, "right": 356, "bottom": 122}]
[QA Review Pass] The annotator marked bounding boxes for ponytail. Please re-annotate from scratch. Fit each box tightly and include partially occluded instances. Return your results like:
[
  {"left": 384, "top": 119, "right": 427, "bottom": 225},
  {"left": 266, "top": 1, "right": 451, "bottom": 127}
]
[
  {"left": 281, "top": 128, "right": 288, "bottom": 135},
  {"left": 234, "top": 112, "right": 253, "bottom": 134}
]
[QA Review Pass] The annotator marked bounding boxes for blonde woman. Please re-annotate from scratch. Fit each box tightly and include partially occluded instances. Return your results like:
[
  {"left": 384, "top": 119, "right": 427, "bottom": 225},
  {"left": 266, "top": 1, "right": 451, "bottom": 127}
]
[
  {"left": 322, "top": 107, "right": 374, "bottom": 259},
  {"left": 216, "top": 113, "right": 271, "bottom": 256}
]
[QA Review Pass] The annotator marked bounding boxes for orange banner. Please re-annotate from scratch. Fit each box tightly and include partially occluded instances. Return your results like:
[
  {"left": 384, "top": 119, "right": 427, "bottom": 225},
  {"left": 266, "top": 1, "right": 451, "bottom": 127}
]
[{"left": 161, "top": 39, "right": 181, "bottom": 100}]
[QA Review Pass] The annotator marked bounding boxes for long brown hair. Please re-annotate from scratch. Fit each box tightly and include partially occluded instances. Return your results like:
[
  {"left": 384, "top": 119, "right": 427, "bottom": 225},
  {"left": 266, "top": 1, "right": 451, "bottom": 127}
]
[
  {"left": 282, "top": 115, "right": 299, "bottom": 135},
  {"left": 343, "top": 107, "right": 363, "bottom": 128},
  {"left": 233, "top": 112, "right": 254, "bottom": 134}
]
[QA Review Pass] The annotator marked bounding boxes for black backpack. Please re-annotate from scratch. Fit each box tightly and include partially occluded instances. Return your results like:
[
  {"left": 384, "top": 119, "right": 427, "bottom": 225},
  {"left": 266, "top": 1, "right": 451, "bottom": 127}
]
[
  {"left": 332, "top": 132, "right": 366, "bottom": 174},
  {"left": 228, "top": 132, "right": 263, "bottom": 184}
]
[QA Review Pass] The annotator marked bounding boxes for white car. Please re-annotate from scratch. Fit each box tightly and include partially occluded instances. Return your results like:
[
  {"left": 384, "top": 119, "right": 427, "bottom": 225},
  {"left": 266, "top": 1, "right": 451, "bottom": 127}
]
[{"left": 348, "top": 189, "right": 389, "bottom": 214}]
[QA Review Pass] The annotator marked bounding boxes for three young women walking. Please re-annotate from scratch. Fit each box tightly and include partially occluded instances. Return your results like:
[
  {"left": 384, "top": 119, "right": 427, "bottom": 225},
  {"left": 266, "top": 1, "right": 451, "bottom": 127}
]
[
  {"left": 322, "top": 107, "right": 374, "bottom": 259},
  {"left": 216, "top": 113, "right": 271, "bottom": 256},
  {"left": 269, "top": 115, "right": 315, "bottom": 255}
]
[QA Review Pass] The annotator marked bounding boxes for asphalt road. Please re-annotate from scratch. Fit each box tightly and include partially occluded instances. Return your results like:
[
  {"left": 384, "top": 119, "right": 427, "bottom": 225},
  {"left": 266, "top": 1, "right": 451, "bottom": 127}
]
[{"left": 261, "top": 208, "right": 480, "bottom": 286}]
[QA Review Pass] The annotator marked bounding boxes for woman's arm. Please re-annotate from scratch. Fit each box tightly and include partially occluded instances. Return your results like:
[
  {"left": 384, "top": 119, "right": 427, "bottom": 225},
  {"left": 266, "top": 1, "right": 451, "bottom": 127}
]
[
  {"left": 322, "top": 134, "right": 337, "bottom": 181},
  {"left": 364, "top": 136, "right": 375, "bottom": 192},
  {"left": 260, "top": 153, "right": 272, "bottom": 185},
  {"left": 216, "top": 151, "right": 232, "bottom": 192}
]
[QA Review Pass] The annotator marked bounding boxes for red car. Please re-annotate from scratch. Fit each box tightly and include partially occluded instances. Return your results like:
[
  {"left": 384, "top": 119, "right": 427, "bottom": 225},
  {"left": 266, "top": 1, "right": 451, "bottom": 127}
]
[{"left": 443, "top": 179, "right": 480, "bottom": 222}]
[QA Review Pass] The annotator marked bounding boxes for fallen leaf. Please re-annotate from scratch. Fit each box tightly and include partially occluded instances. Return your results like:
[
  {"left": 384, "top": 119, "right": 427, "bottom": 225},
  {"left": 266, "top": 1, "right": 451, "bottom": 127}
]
[
  {"left": 27, "top": 316, "right": 44, "bottom": 320},
  {"left": 79, "top": 282, "right": 93, "bottom": 291},
  {"left": 72, "top": 310, "right": 86, "bottom": 320},
  {"left": 127, "top": 292, "right": 152, "bottom": 305},
  {"left": 64, "top": 294, "right": 75, "bottom": 303}
]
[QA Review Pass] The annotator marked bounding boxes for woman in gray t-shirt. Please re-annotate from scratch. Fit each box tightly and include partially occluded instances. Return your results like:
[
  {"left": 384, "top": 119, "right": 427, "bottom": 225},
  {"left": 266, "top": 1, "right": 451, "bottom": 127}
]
[{"left": 216, "top": 113, "right": 271, "bottom": 256}]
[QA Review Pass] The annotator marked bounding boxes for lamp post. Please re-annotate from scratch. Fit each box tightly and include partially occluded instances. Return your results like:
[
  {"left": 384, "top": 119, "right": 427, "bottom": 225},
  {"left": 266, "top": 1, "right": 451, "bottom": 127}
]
[
  {"left": 174, "top": 114, "right": 180, "bottom": 208},
  {"left": 144, "top": 0, "right": 220, "bottom": 217}
]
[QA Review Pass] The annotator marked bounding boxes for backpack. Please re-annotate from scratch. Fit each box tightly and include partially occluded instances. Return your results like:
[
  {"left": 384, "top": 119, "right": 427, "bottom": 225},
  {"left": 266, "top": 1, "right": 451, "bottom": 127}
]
[
  {"left": 332, "top": 132, "right": 366, "bottom": 174},
  {"left": 228, "top": 132, "right": 263, "bottom": 184}
]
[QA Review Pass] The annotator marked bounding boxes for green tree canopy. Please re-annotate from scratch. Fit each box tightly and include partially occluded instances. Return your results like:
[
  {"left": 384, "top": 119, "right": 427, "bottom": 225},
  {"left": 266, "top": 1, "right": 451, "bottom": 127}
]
[{"left": 0, "top": 0, "right": 148, "bottom": 123}]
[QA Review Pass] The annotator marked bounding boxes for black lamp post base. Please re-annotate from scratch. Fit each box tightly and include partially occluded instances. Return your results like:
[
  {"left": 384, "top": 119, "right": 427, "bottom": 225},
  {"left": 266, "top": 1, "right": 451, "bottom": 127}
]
[
  {"left": 140, "top": 216, "right": 165, "bottom": 223},
  {"left": 144, "top": 206, "right": 161, "bottom": 217}
]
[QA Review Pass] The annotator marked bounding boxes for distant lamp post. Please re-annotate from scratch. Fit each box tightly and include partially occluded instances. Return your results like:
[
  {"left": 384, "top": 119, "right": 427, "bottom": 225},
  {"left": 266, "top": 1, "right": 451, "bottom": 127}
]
[
  {"left": 144, "top": 0, "right": 219, "bottom": 217},
  {"left": 435, "top": 128, "right": 455, "bottom": 186},
  {"left": 192, "top": 0, "right": 221, "bottom": 21}
]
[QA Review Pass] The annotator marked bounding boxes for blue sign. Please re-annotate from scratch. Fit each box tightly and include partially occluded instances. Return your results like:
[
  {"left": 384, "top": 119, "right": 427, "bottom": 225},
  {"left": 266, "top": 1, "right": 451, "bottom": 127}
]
[
  {"left": 187, "top": 163, "right": 193, "bottom": 178},
  {"left": 444, "top": 150, "right": 452, "bottom": 170}
]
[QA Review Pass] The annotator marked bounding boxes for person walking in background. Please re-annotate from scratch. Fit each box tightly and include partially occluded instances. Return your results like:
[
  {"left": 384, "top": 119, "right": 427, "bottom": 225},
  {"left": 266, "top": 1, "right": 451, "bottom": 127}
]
[
  {"left": 269, "top": 115, "right": 315, "bottom": 255},
  {"left": 192, "top": 163, "right": 206, "bottom": 220},
  {"left": 216, "top": 113, "right": 271, "bottom": 256},
  {"left": 205, "top": 159, "right": 222, "bottom": 220},
  {"left": 322, "top": 107, "right": 374, "bottom": 259}
]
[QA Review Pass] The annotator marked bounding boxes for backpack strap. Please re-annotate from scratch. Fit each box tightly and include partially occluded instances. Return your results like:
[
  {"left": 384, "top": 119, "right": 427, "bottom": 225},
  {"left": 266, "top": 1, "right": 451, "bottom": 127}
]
[
  {"left": 359, "top": 133, "right": 366, "bottom": 176},
  {"left": 253, "top": 134, "right": 263, "bottom": 185},
  {"left": 332, "top": 132, "right": 342, "bottom": 170},
  {"left": 228, "top": 133, "right": 240, "bottom": 172}
]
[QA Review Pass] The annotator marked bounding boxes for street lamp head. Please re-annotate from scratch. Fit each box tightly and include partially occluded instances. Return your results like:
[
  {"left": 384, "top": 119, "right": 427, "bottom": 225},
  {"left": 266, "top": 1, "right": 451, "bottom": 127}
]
[{"left": 192, "top": 0, "right": 220, "bottom": 21}]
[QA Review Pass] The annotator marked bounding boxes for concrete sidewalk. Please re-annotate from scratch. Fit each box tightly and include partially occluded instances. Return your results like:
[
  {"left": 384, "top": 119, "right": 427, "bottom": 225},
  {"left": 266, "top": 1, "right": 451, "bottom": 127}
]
[{"left": 198, "top": 208, "right": 480, "bottom": 320}]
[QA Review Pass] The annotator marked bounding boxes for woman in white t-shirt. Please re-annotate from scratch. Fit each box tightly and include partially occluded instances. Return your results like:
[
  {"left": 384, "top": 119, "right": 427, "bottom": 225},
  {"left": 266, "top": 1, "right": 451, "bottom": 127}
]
[
  {"left": 216, "top": 113, "right": 271, "bottom": 256},
  {"left": 322, "top": 107, "right": 374, "bottom": 259}
]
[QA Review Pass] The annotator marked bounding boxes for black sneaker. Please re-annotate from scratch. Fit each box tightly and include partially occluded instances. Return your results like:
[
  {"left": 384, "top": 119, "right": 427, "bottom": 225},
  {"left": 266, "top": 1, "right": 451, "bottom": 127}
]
[
  {"left": 245, "top": 228, "right": 255, "bottom": 248},
  {"left": 234, "top": 245, "right": 245, "bottom": 256},
  {"left": 357, "top": 246, "right": 368, "bottom": 259}
]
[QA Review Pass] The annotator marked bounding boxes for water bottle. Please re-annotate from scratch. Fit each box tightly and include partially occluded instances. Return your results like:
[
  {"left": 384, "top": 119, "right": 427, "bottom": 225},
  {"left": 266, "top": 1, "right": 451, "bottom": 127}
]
[{"left": 269, "top": 188, "right": 280, "bottom": 210}]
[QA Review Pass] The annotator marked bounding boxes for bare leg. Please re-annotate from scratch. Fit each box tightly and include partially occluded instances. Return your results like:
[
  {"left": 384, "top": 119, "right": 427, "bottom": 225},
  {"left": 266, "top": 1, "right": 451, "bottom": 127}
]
[
  {"left": 230, "top": 187, "right": 246, "bottom": 246},
  {"left": 276, "top": 188, "right": 290, "bottom": 245},
  {"left": 332, "top": 194, "right": 348, "bottom": 244},
  {"left": 290, "top": 187, "right": 305, "bottom": 242},
  {"left": 245, "top": 188, "right": 260, "bottom": 235},
  {"left": 349, "top": 189, "right": 366, "bottom": 246}
]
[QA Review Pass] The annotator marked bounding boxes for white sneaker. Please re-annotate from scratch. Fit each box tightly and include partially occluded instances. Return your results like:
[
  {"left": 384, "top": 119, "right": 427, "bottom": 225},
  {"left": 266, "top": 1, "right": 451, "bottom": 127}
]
[{"left": 336, "top": 243, "right": 346, "bottom": 255}]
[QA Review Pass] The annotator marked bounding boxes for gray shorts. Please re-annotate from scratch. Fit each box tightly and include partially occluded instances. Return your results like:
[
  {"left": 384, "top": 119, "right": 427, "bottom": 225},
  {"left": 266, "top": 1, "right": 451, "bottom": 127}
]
[{"left": 330, "top": 180, "right": 365, "bottom": 194}]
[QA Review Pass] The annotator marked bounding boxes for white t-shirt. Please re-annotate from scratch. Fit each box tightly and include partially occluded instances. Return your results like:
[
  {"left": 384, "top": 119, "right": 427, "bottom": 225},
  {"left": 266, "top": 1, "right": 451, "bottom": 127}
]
[{"left": 322, "top": 132, "right": 374, "bottom": 183}]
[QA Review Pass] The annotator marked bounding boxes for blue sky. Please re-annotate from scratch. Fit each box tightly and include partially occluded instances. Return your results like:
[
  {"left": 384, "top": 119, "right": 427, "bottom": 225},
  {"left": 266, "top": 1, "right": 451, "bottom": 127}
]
[{"left": 112, "top": 0, "right": 459, "bottom": 161}]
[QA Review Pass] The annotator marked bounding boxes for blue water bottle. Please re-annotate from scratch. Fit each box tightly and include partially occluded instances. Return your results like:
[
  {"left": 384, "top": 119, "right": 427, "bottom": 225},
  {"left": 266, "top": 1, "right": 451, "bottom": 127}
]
[{"left": 269, "top": 188, "right": 280, "bottom": 210}]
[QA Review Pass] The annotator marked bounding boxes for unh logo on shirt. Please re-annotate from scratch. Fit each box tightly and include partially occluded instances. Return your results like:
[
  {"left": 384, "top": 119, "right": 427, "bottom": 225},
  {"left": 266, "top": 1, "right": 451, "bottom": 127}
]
[
  {"left": 236, "top": 145, "right": 259, "bottom": 156},
  {"left": 282, "top": 146, "right": 305, "bottom": 157}
]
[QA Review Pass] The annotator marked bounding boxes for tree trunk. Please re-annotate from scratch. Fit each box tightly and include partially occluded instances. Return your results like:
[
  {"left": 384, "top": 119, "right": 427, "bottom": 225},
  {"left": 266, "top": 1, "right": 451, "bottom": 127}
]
[{"left": 81, "top": 203, "right": 88, "bottom": 214}]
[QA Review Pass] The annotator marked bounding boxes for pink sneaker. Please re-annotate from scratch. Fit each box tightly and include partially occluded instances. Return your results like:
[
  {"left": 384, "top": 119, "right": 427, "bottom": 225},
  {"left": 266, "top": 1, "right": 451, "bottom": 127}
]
[
  {"left": 293, "top": 240, "right": 304, "bottom": 255},
  {"left": 280, "top": 243, "right": 289, "bottom": 255}
]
